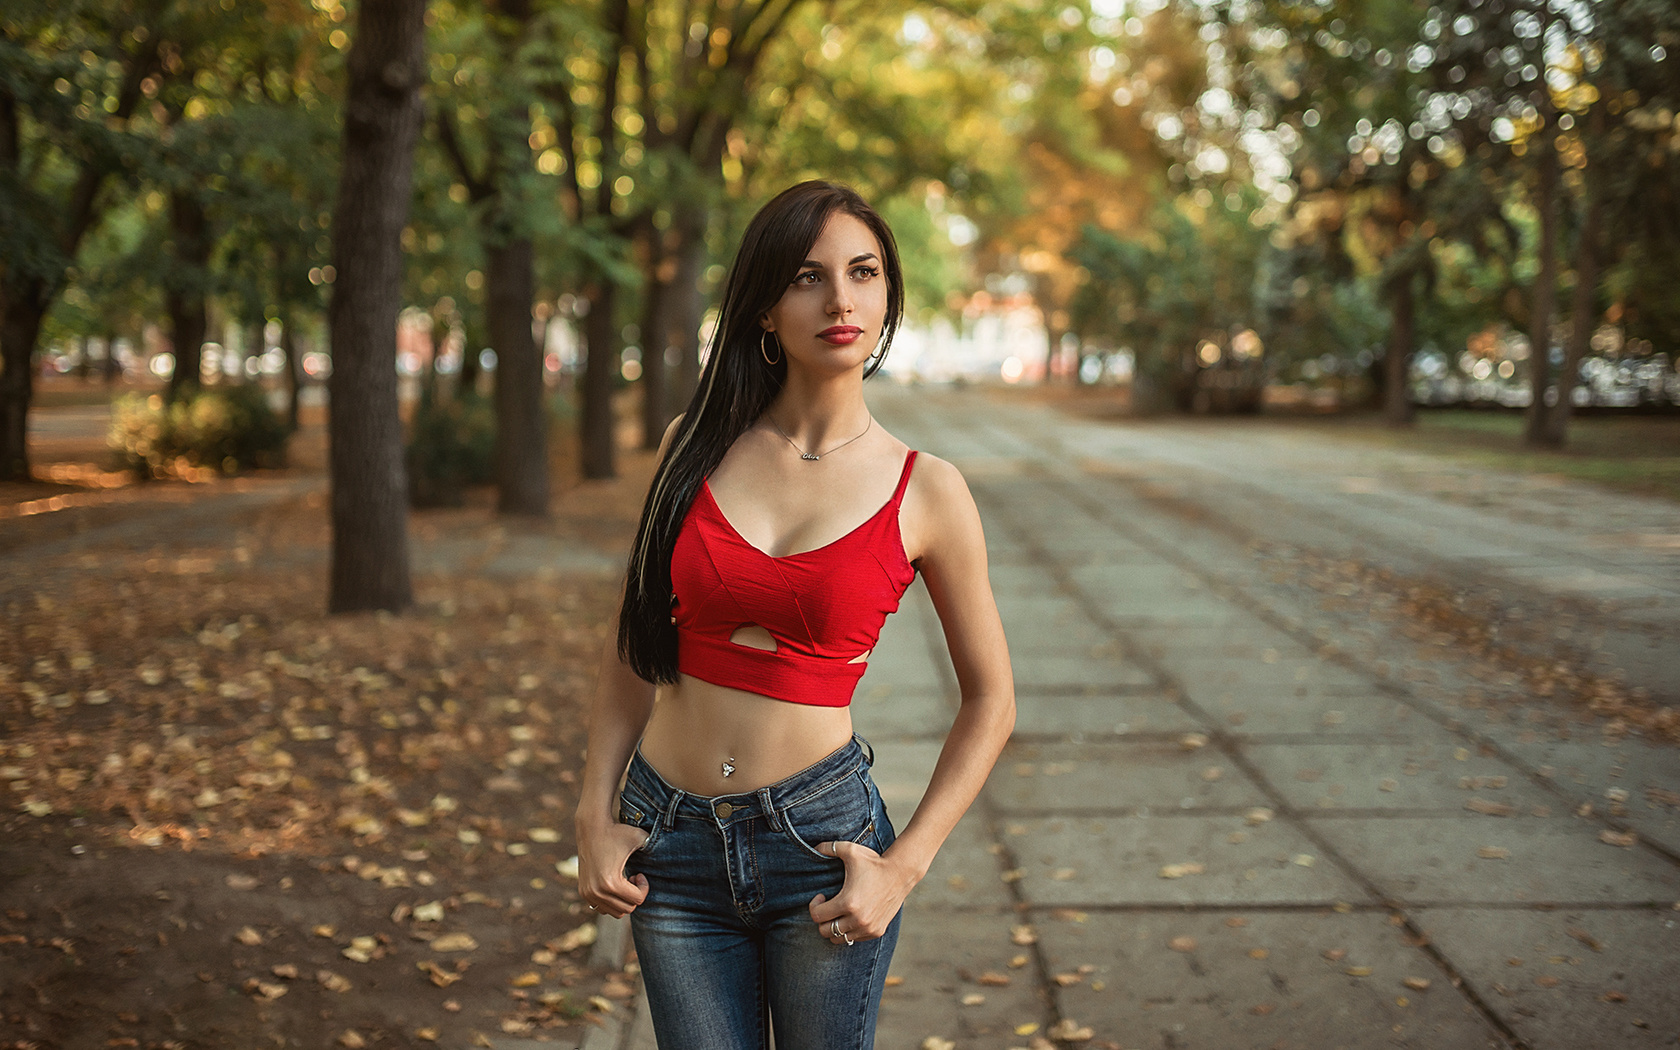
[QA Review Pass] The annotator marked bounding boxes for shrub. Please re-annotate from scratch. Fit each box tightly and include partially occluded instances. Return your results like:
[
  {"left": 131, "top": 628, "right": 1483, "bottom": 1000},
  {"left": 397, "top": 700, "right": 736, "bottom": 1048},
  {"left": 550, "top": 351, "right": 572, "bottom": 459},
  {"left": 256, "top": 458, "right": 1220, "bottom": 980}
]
[
  {"left": 110, "top": 386, "right": 289, "bottom": 478},
  {"left": 406, "top": 388, "right": 495, "bottom": 507}
]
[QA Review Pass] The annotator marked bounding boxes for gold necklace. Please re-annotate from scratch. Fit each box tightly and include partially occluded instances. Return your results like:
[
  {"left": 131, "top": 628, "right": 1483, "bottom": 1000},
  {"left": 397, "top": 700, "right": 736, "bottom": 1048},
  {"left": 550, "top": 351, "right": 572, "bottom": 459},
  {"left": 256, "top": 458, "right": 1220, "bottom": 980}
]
[{"left": 767, "top": 415, "right": 873, "bottom": 461}]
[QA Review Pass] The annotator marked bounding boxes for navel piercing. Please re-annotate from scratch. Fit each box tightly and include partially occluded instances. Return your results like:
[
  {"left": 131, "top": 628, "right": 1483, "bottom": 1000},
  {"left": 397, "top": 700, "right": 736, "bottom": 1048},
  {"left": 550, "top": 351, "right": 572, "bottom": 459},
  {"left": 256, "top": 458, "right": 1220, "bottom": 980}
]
[{"left": 722, "top": 757, "right": 736, "bottom": 778}]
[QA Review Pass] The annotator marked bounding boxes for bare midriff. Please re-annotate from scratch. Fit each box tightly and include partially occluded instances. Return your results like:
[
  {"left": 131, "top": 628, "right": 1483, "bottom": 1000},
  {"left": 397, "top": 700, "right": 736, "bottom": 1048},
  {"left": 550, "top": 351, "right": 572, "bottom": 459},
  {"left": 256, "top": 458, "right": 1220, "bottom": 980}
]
[{"left": 637, "top": 675, "right": 856, "bottom": 796}]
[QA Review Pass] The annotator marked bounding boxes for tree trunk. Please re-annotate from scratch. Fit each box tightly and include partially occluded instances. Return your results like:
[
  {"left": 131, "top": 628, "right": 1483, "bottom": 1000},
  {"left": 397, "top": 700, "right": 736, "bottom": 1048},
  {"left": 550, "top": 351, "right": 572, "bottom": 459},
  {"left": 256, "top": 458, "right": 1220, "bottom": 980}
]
[
  {"left": 457, "top": 311, "right": 483, "bottom": 394},
  {"left": 670, "top": 210, "right": 708, "bottom": 415},
  {"left": 280, "top": 314, "right": 302, "bottom": 432},
  {"left": 0, "top": 279, "right": 46, "bottom": 481},
  {"left": 638, "top": 229, "right": 674, "bottom": 450},
  {"left": 326, "top": 0, "right": 427, "bottom": 614},
  {"left": 1523, "top": 130, "right": 1559, "bottom": 445},
  {"left": 580, "top": 280, "right": 617, "bottom": 479},
  {"left": 487, "top": 236, "right": 548, "bottom": 515},
  {"left": 1384, "top": 269, "right": 1415, "bottom": 426},
  {"left": 105, "top": 333, "right": 122, "bottom": 383},
  {"left": 1544, "top": 190, "right": 1601, "bottom": 448},
  {"left": 166, "top": 190, "right": 210, "bottom": 400}
]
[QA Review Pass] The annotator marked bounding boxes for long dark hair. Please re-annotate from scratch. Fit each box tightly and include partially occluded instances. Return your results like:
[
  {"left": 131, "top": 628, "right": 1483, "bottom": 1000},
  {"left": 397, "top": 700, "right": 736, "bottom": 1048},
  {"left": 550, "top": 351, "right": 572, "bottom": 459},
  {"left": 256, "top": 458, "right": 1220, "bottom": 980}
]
[{"left": 616, "top": 180, "right": 905, "bottom": 684}]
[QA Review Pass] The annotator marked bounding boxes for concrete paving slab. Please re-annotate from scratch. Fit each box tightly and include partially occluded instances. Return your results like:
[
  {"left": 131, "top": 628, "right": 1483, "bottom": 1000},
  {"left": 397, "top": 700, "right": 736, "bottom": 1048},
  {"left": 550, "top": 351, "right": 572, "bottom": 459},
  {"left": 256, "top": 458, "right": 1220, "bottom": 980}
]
[
  {"left": 1241, "top": 741, "right": 1555, "bottom": 812},
  {"left": 1470, "top": 727, "right": 1680, "bottom": 857},
  {"left": 1411, "top": 906, "right": 1680, "bottom": 1050},
  {"left": 1010, "top": 692, "right": 1201, "bottom": 739},
  {"left": 875, "top": 911, "right": 1047, "bottom": 1050},
  {"left": 988, "top": 741, "right": 1270, "bottom": 813},
  {"left": 905, "top": 813, "right": 1015, "bottom": 912},
  {"left": 1037, "top": 910, "right": 1503, "bottom": 1050},
  {"left": 1163, "top": 656, "right": 1374, "bottom": 697},
  {"left": 1304, "top": 815, "right": 1680, "bottom": 904},
  {"left": 1003, "top": 814, "right": 1372, "bottom": 906},
  {"left": 1198, "top": 688, "right": 1431, "bottom": 737},
  {"left": 870, "top": 739, "right": 945, "bottom": 816},
  {"left": 1124, "top": 624, "right": 1313, "bottom": 662},
  {"left": 852, "top": 687, "right": 953, "bottom": 740},
  {"left": 1085, "top": 588, "right": 1250, "bottom": 627},
  {"left": 1011, "top": 652, "right": 1156, "bottom": 692}
]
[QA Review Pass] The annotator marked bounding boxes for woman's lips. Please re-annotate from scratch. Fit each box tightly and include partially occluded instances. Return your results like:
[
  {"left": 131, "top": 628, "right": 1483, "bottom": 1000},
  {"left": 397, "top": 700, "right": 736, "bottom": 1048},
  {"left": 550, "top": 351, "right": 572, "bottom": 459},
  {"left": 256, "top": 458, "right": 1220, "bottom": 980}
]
[{"left": 818, "top": 326, "right": 863, "bottom": 345}]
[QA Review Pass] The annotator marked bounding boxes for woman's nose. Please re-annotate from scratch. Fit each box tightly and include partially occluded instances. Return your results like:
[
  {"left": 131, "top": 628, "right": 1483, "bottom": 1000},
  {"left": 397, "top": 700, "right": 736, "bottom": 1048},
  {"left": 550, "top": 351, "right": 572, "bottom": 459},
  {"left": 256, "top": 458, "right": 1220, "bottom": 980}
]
[{"left": 828, "top": 280, "right": 853, "bottom": 316}]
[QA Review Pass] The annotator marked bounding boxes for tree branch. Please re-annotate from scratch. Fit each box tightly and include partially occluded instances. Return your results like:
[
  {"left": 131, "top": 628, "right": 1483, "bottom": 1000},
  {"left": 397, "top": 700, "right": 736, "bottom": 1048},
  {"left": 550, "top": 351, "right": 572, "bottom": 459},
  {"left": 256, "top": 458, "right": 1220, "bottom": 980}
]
[{"left": 435, "top": 105, "right": 492, "bottom": 202}]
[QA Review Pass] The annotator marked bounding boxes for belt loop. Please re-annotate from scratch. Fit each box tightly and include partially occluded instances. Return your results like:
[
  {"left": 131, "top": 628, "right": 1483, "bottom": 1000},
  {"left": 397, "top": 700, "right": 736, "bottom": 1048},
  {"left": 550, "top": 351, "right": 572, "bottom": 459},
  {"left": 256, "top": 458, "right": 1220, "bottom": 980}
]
[
  {"left": 661, "top": 788, "right": 685, "bottom": 830},
  {"left": 757, "top": 786, "right": 782, "bottom": 832},
  {"left": 855, "top": 733, "right": 874, "bottom": 768}
]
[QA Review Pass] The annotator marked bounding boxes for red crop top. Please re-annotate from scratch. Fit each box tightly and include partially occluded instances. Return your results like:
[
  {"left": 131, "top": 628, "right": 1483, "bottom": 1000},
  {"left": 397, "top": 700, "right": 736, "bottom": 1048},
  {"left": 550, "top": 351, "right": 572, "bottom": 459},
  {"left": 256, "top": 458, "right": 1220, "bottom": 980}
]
[{"left": 669, "top": 450, "right": 919, "bottom": 707}]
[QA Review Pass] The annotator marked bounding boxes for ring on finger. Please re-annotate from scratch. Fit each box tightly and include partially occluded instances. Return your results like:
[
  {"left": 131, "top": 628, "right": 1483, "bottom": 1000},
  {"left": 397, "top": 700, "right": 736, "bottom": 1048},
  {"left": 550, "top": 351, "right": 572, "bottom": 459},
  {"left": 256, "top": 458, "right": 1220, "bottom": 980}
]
[
  {"left": 842, "top": 931, "right": 855, "bottom": 946},
  {"left": 830, "top": 919, "right": 841, "bottom": 937}
]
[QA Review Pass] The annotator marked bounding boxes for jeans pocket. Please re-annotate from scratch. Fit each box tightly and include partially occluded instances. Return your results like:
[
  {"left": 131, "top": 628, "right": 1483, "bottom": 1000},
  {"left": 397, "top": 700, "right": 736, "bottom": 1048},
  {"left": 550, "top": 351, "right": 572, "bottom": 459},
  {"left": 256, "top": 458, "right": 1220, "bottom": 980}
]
[
  {"left": 782, "top": 774, "right": 876, "bottom": 861},
  {"left": 618, "top": 786, "right": 662, "bottom": 854}
]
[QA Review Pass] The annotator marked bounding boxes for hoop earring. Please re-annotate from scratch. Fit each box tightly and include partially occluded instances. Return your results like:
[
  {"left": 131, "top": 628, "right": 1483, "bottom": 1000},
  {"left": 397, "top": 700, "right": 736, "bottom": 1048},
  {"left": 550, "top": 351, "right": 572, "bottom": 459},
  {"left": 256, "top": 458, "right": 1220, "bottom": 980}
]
[{"left": 760, "top": 330, "right": 782, "bottom": 366}]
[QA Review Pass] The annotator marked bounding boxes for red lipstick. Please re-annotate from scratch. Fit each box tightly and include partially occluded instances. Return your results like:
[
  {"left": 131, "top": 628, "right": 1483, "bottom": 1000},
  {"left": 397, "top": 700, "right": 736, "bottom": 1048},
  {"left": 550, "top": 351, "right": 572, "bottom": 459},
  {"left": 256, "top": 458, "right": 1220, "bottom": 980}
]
[{"left": 818, "top": 325, "right": 863, "bottom": 345}]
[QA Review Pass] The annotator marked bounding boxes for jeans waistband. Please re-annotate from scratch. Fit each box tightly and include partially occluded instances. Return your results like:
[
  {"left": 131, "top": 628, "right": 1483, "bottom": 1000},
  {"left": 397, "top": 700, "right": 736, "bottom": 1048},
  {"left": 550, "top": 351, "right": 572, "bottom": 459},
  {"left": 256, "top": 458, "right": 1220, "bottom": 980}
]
[{"left": 625, "top": 734, "right": 875, "bottom": 833}]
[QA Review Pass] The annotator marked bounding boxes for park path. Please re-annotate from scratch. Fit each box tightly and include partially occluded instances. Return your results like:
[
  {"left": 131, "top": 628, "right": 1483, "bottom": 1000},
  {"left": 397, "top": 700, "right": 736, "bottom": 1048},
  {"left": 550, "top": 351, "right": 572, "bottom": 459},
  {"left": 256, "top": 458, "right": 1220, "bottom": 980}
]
[{"left": 602, "top": 384, "right": 1678, "bottom": 1050}]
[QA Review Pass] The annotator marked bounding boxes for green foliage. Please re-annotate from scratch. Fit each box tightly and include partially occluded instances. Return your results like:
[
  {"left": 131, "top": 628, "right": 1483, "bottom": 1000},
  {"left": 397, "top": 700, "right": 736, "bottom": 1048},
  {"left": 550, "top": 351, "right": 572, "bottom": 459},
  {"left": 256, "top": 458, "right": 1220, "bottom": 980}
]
[
  {"left": 405, "top": 389, "right": 496, "bottom": 508},
  {"left": 109, "top": 385, "right": 288, "bottom": 478}
]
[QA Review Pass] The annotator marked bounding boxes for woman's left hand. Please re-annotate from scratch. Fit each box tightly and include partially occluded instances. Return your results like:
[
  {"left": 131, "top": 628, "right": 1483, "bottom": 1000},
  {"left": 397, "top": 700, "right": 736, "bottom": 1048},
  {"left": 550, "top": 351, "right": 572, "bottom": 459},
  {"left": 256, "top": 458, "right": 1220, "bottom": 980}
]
[{"left": 807, "top": 840, "right": 917, "bottom": 946}]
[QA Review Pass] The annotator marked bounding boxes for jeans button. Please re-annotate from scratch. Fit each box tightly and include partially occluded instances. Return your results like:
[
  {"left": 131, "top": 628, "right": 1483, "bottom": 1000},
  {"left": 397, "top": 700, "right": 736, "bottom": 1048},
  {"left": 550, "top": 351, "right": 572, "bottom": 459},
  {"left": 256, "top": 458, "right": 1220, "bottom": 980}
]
[{"left": 715, "top": 802, "right": 734, "bottom": 819}]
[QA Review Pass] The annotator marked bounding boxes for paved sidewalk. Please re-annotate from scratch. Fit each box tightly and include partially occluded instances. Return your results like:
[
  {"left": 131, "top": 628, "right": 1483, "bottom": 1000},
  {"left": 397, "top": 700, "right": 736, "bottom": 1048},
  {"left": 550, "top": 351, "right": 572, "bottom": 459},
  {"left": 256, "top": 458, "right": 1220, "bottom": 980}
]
[{"left": 603, "top": 386, "right": 1679, "bottom": 1050}]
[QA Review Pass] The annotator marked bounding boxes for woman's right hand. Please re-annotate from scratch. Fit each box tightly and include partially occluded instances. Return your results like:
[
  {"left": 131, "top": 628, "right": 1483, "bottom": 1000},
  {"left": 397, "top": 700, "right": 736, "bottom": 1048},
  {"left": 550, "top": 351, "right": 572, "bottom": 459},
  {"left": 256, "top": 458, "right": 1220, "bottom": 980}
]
[{"left": 576, "top": 818, "right": 651, "bottom": 918}]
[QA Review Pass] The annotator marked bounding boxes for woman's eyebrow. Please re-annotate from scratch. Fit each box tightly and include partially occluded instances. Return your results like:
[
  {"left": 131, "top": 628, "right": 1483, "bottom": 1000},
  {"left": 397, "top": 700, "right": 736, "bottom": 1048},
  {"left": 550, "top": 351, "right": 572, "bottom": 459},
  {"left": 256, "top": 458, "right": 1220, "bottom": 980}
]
[{"left": 798, "top": 252, "right": 880, "bottom": 269}]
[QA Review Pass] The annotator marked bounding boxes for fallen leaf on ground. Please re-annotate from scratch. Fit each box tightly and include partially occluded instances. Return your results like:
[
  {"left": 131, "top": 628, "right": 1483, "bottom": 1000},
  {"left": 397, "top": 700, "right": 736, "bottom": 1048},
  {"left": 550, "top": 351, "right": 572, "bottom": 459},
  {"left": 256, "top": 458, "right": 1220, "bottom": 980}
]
[
  {"left": 271, "top": 963, "right": 298, "bottom": 979},
  {"left": 1477, "top": 846, "right": 1511, "bottom": 859},
  {"left": 1601, "top": 990, "right": 1627, "bottom": 1003},
  {"left": 316, "top": 970, "right": 352, "bottom": 993},
  {"left": 552, "top": 922, "right": 597, "bottom": 953},
  {"left": 1403, "top": 976, "right": 1432, "bottom": 990},
  {"left": 1009, "top": 953, "right": 1030, "bottom": 968},
  {"left": 1566, "top": 927, "right": 1603, "bottom": 952},
  {"left": 337, "top": 1032, "right": 366, "bottom": 1049},
  {"left": 1054, "top": 972, "right": 1084, "bottom": 986},
  {"left": 1159, "top": 862, "right": 1206, "bottom": 879},
  {"left": 920, "top": 1039, "right": 955, "bottom": 1050},
  {"left": 978, "top": 972, "right": 1011, "bottom": 986},
  {"left": 1345, "top": 966, "right": 1373, "bottom": 977},
  {"left": 1202, "top": 766, "right": 1223, "bottom": 782},
  {"left": 1535, "top": 975, "right": 1560, "bottom": 988},
  {"left": 1048, "top": 1019, "right": 1094, "bottom": 1040},
  {"left": 960, "top": 993, "right": 985, "bottom": 1006},
  {"left": 1179, "top": 733, "right": 1209, "bottom": 751},
  {"left": 1249, "top": 948, "right": 1269, "bottom": 960},
  {"left": 884, "top": 975, "right": 904, "bottom": 987},
  {"left": 1010, "top": 925, "right": 1037, "bottom": 946},
  {"left": 1168, "top": 936, "right": 1197, "bottom": 953},
  {"left": 1251, "top": 1003, "right": 1275, "bottom": 1016},
  {"left": 224, "top": 873, "right": 259, "bottom": 890},
  {"left": 415, "top": 1028, "right": 438, "bottom": 1041},
  {"left": 242, "top": 978, "right": 286, "bottom": 1000},
  {"left": 234, "top": 926, "right": 263, "bottom": 946},
  {"left": 1292, "top": 854, "right": 1315, "bottom": 867},
  {"left": 1245, "top": 808, "right": 1273, "bottom": 825},
  {"left": 1599, "top": 829, "right": 1637, "bottom": 848},
  {"left": 413, "top": 901, "right": 445, "bottom": 923},
  {"left": 1322, "top": 948, "right": 1347, "bottom": 962},
  {"left": 511, "top": 972, "right": 541, "bottom": 988},
  {"left": 556, "top": 856, "right": 580, "bottom": 879},
  {"left": 430, "top": 932, "right": 478, "bottom": 953}
]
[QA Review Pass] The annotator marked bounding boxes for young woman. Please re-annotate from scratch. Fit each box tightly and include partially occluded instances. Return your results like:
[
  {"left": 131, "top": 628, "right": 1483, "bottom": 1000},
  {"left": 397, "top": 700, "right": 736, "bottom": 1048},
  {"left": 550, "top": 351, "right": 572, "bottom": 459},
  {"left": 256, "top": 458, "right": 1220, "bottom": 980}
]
[{"left": 574, "top": 180, "right": 1014, "bottom": 1050}]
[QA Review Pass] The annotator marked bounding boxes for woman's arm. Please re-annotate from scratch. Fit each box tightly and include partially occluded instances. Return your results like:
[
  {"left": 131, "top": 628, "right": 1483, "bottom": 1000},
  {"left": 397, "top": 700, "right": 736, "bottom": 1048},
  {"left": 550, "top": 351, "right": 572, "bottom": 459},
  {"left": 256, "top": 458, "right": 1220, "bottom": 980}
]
[
  {"left": 574, "top": 418, "right": 683, "bottom": 918},
  {"left": 810, "top": 454, "right": 1015, "bottom": 942}
]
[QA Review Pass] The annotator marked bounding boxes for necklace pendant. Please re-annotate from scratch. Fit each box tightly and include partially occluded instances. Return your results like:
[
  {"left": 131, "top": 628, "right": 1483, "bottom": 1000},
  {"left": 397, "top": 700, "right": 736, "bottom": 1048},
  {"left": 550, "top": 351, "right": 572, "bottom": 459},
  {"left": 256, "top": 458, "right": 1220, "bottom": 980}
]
[
  {"left": 800, "top": 452, "right": 821, "bottom": 461},
  {"left": 721, "top": 758, "right": 736, "bottom": 778}
]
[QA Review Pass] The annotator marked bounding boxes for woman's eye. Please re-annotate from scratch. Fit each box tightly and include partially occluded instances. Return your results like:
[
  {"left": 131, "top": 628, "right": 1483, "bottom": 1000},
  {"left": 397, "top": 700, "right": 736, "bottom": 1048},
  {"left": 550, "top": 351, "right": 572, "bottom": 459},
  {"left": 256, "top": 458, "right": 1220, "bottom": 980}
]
[
  {"left": 795, "top": 271, "right": 819, "bottom": 285},
  {"left": 851, "top": 266, "right": 880, "bottom": 280}
]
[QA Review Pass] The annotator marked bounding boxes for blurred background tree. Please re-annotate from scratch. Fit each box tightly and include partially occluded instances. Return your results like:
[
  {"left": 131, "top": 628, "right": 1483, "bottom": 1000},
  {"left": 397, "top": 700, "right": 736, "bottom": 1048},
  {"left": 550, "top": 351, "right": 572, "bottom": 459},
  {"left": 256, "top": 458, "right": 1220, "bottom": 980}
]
[{"left": 5, "top": 0, "right": 1677, "bottom": 516}]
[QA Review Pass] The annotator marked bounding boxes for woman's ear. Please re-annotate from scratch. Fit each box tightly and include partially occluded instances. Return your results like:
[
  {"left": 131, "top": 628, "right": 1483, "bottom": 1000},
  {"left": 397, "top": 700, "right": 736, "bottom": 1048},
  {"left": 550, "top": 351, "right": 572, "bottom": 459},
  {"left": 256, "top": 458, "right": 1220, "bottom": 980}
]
[{"left": 759, "top": 315, "right": 775, "bottom": 333}]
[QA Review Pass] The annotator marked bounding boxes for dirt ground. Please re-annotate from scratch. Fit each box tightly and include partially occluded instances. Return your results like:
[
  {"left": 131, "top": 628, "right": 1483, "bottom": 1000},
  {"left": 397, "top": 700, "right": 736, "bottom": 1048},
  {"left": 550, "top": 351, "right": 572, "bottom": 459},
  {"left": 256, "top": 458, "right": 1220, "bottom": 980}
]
[{"left": 1, "top": 405, "right": 657, "bottom": 1050}]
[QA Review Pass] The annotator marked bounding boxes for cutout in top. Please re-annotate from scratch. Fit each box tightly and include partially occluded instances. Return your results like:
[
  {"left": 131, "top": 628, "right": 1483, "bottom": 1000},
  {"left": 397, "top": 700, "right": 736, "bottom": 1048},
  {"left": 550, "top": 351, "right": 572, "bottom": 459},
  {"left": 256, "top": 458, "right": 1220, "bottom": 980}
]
[
  {"left": 729, "top": 624, "right": 777, "bottom": 652},
  {"left": 847, "top": 649, "right": 871, "bottom": 665}
]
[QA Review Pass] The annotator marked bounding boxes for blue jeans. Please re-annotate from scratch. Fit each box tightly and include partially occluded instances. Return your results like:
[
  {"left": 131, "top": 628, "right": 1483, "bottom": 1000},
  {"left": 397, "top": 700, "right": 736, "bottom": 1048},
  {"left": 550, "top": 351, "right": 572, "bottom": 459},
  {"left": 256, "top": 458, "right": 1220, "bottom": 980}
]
[{"left": 621, "top": 735, "right": 901, "bottom": 1050}]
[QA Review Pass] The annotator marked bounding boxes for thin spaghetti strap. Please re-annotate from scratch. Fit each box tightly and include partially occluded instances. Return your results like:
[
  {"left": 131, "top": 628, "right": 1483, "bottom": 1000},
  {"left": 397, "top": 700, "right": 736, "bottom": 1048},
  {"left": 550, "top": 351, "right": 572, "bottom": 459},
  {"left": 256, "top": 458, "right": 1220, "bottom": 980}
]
[{"left": 890, "top": 450, "right": 918, "bottom": 505}]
